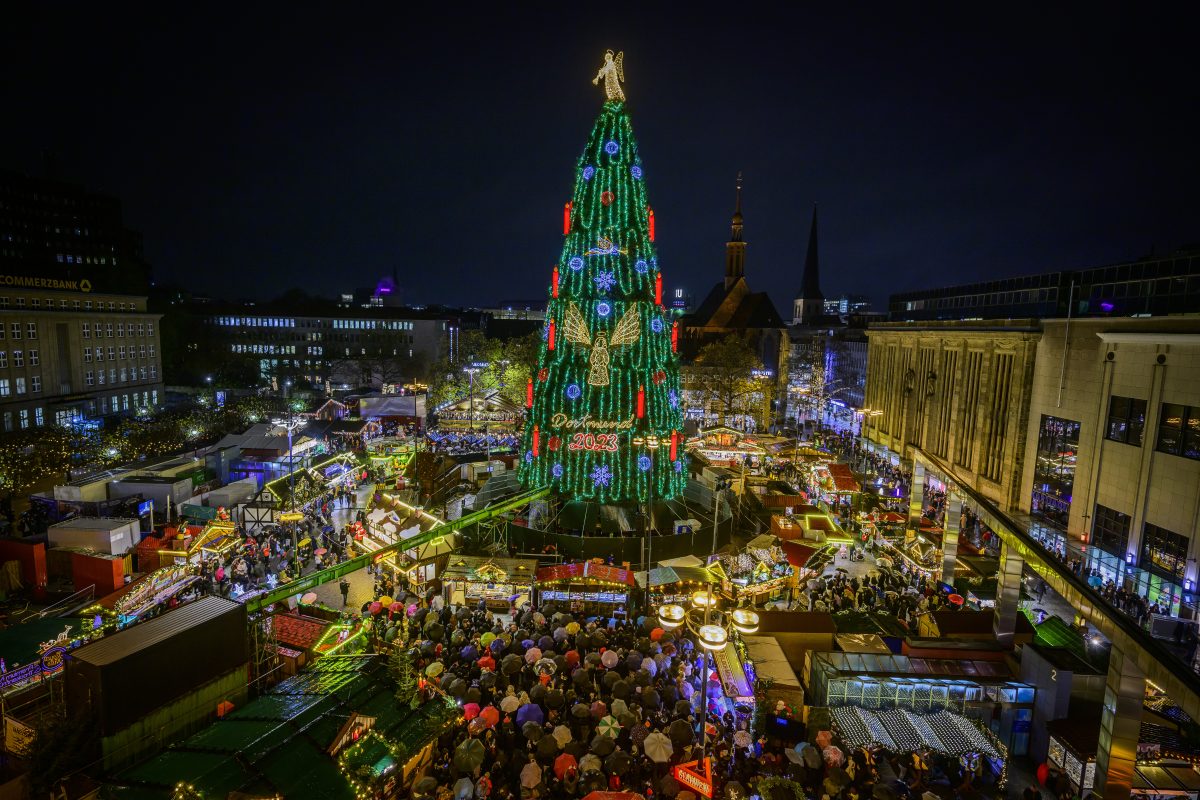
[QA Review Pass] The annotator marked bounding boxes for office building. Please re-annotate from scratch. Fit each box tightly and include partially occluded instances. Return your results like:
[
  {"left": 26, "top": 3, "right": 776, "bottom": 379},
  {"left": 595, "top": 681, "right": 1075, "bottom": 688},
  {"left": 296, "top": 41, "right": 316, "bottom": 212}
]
[
  {"left": 0, "top": 169, "right": 151, "bottom": 295},
  {"left": 888, "top": 249, "right": 1200, "bottom": 321}
]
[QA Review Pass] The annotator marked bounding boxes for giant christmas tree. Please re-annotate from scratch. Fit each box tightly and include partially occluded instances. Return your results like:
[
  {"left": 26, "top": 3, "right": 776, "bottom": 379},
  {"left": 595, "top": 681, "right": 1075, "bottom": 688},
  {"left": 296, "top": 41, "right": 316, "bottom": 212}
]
[{"left": 518, "top": 51, "right": 686, "bottom": 504}]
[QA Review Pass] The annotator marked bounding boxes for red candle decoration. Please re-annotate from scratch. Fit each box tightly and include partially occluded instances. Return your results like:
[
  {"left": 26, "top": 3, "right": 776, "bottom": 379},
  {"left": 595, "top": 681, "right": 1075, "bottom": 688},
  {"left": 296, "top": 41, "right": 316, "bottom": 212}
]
[
  {"left": 526, "top": 378, "right": 534, "bottom": 408},
  {"left": 655, "top": 273, "right": 662, "bottom": 305},
  {"left": 548, "top": 319, "right": 556, "bottom": 351},
  {"left": 637, "top": 384, "right": 645, "bottom": 419},
  {"left": 647, "top": 206, "right": 655, "bottom": 242},
  {"left": 552, "top": 265, "right": 559, "bottom": 298},
  {"left": 671, "top": 320, "right": 679, "bottom": 353},
  {"left": 563, "top": 202, "right": 571, "bottom": 235},
  {"left": 532, "top": 425, "right": 540, "bottom": 456},
  {"left": 670, "top": 430, "right": 679, "bottom": 461}
]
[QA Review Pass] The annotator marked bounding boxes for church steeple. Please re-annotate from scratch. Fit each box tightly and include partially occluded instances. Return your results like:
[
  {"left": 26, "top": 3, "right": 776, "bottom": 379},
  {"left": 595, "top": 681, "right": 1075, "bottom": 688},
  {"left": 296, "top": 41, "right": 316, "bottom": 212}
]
[
  {"left": 724, "top": 172, "right": 746, "bottom": 290},
  {"left": 793, "top": 204, "right": 824, "bottom": 325}
]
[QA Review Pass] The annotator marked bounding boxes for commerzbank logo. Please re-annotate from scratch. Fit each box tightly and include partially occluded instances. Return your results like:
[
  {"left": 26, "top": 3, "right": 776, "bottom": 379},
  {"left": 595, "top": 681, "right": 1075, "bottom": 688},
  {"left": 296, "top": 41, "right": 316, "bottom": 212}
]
[{"left": 0, "top": 275, "right": 92, "bottom": 292}]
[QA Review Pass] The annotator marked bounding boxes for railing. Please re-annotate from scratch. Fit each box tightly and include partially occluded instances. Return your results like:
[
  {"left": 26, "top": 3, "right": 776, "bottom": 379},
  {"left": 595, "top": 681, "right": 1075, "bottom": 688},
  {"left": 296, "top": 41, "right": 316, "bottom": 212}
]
[{"left": 34, "top": 584, "right": 95, "bottom": 619}]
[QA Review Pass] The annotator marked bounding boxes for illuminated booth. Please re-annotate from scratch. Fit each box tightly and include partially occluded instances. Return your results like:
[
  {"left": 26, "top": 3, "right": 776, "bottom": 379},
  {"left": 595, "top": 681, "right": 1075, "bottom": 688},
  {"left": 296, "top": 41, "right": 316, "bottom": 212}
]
[
  {"left": 536, "top": 561, "right": 635, "bottom": 618},
  {"left": 441, "top": 556, "right": 536, "bottom": 612}
]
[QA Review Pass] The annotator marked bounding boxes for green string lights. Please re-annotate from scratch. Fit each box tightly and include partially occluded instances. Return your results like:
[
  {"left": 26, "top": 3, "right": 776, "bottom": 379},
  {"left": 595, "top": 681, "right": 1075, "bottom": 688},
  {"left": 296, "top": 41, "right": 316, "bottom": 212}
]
[{"left": 518, "top": 96, "right": 686, "bottom": 504}]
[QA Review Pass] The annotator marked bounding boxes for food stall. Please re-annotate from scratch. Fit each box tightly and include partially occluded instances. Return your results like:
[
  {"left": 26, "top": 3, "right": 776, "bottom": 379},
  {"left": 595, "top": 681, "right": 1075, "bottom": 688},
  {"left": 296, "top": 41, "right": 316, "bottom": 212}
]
[
  {"left": 644, "top": 565, "right": 719, "bottom": 606},
  {"left": 685, "top": 426, "right": 767, "bottom": 468},
  {"left": 535, "top": 561, "right": 635, "bottom": 619},
  {"left": 714, "top": 535, "right": 796, "bottom": 604},
  {"left": 366, "top": 436, "right": 421, "bottom": 483},
  {"left": 441, "top": 556, "right": 536, "bottom": 612}
]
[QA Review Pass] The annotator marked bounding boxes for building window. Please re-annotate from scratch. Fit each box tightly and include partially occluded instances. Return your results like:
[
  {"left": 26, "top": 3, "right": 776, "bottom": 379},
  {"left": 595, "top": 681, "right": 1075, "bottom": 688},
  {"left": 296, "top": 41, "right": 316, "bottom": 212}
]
[
  {"left": 84, "top": 301, "right": 91, "bottom": 311},
  {"left": 94, "top": 346, "right": 103, "bottom": 362},
  {"left": 119, "top": 368, "right": 127, "bottom": 383},
  {"left": 30, "top": 376, "right": 40, "bottom": 394},
  {"left": 1107, "top": 396, "right": 1146, "bottom": 446},
  {"left": 107, "top": 347, "right": 114, "bottom": 361},
  {"left": 84, "top": 349, "right": 92, "bottom": 363},
  {"left": 1092, "top": 504, "right": 1131, "bottom": 557},
  {"left": 139, "top": 366, "right": 146, "bottom": 381},
  {"left": 149, "top": 365, "right": 157, "bottom": 379},
  {"left": 139, "top": 344, "right": 146, "bottom": 358},
  {"left": 138, "top": 323, "right": 145, "bottom": 336},
  {"left": 93, "top": 323, "right": 101, "bottom": 338},
  {"left": 1157, "top": 403, "right": 1200, "bottom": 460},
  {"left": 28, "top": 350, "right": 38, "bottom": 367},
  {"left": 98, "top": 370, "right": 105, "bottom": 385},
  {"left": 34, "top": 407, "right": 42, "bottom": 426},
  {"left": 18, "top": 410, "right": 28, "bottom": 430},
  {"left": 151, "top": 390, "right": 158, "bottom": 405},
  {"left": 105, "top": 324, "right": 113, "bottom": 338},
  {"left": 15, "top": 377, "right": 25, "bottom": 395},
  {"left": 9, "top": 323, "right": 19, "bottom": 340},
  {"left": 82, "top": 323, "right": 90, "bottom": 340},
  {"left": 117, "top": 323, "right": 124, "bottom": 338},
  {"left": 109, "top": 369, "right": 116, "bottom": 384},
  {"left": 0, "top": 379, "right": 9, "bottom": 397},
  {"left": 85, "top": 370, "right": 94, "bottom": 386},
  {"left": 1141, "top": 523, "right": 1187, "bottom": 581},
  {"left": 122, "top": 394, "right": 129, "bottom": 411},
  {"left": 26, "top": 323, "right": 36, "bottom": 340},
  {"left": 118, "top": 346, "right": 125, "bottom": 359},
  {"left": 2, "top": 413, "right": 10, "bottom": 432},
  {"left": 12, "top": 351, "right": 22, "bottom": 368},
  {"left": 148, "top": 323, "right": 154, "bottom": 337},
  {"left": 0, "top": 352, "right": 6, "bottom": 369}
]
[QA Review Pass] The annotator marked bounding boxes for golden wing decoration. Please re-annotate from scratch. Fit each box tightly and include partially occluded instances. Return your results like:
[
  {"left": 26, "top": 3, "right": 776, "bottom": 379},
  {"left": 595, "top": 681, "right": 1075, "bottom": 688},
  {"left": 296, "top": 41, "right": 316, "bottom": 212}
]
[
  {"left": 608, "top": 307, "right": 640, "bottom": 348},
  {"left": 561, "top": 303, "right": 594, "bottom": 348}
]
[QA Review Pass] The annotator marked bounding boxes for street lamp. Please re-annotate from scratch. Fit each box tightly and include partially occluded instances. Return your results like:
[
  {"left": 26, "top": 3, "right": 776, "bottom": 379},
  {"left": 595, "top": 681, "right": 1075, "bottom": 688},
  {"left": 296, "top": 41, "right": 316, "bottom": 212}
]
[
  {"left": 462, "top": 363, "right": 485, "bottom": 432},
  {"left": 633, "top": 432, "right": 660, "bottom": 598},
  {"left": 274, "top": 379, "right": 305, "bottom": 577},
  {"left": 655, "top": 588, "right": 759, "bottom": 758}
]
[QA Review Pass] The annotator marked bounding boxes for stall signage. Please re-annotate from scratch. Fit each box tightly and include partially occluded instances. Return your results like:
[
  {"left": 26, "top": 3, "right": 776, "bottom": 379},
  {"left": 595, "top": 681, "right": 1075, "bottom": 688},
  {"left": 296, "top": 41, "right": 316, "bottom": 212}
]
[
  {"left": 536, "top": 562, "right": 633, "bottom": 586},
  {"left": 673, "top": 758, "right": 713, "bottom": 798},
  {"left": 4, "top": 716, "right": 35, "bottom": 757}
]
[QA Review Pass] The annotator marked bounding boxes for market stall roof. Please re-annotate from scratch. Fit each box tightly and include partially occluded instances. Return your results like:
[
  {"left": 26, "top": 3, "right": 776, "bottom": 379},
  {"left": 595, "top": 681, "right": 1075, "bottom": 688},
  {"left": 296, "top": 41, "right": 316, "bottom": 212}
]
[
  {"left": 536, "top": 562, "right": 635, "bottom": 587},
  {"left": 272, "top": 613, "right": 331, "bottom": 651},
  {"left": 645, "top": 565, "right": 717, "bottom": 588},
  {"left": 657, "top": 554, "right": 705, "bottom": 569},
  {"left": 836, "top": 633, "right": 892, "bottom": 654},
  {"left": 746, "top": 534, "right": 777, "bottom": 549},
  {"left": 326, "top": 419, "right": 375, "bottom": 436},
  {"left": 742, "top": 635, "right": 802, "bottom": 689},
  {"left": 780, "top": 541, "right": 819, "bottom": 568},
  {"left": 813, "top": 651, "right": 1018, "bottom": 680},
  {"left": 826, "top": 463, "right": 861, "bottom": 493},
  {"left": 441, "top": 555, "right": 537, "bottom": 583}
]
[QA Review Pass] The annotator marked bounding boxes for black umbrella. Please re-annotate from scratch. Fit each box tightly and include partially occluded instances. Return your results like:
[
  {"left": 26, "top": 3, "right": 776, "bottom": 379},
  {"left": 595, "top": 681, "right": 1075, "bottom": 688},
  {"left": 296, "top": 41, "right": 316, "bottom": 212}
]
[
  {"left": 529, "top": 684, "right": 547, "bottom": 704},
  {"left": 603, "top": 671, "right": 621, "bottom": 689},
  {"left": 573, "top": 669, "right": 593, "bottom": 688},
  {"left": 565, "top": 740, "right": 587, "bottom": 758},
  {"left": 447, "top": 679, "right": 467, "bottom": 698},
  {"left": 480, "top": 672, "right": 497, "bottom": 689},
  {"left": 420, "top": 640, "right": 437, "bottom": 656},
  {"left": 546, "top": 689, "right": 565, "bottom": 709},
  {"left": 523, "top": 721, "right": 544, "bottom": 741},
  {"left": 581, "top": 771, "right": 607, "bottom": 792},
  {"left": 465, "top": 687, "right": 481, "bottom": 704},
  {"left": 641, "top": 689, "right": 660, "bottom": 708},
  {"left": 451, "top": 629, "right": 466, "bottom": 646},
  {"left": 502, "top": 654, "right": 523, "bottom": 675},
  {"left": 425, "top": 622, "right": 445, "bottom": 642},
  {"left": 590, "top": 734, "right": 616, "bottom": 756},
  {"left": 554, "top": 654, "right": 567, "bottom": 672},
  {"left": 612, "top": 680, "right": 631, "bottom": 700},
  {"left": 413, "top": 776, "right": 438, "bottom": 799},
  {"left": 585, "top": 653, "right": 602, "bottom": 667},
  {"left": 605, "top": 750, "right": 633, "bottom": 775},
  {"left": 668, "top": 718, "right": 694, "bottom": 746},
  {"left": 571, "top": 703, "right": 591, "bottom": 720},
  {"left": 536, "top": 735, "right": 559, "bottom": 759},
  {"left": 634, "top": 669, "right": 652, "bottom": 687},
  {"left": 618, "top": 711, "right": 637, "bottom": 728},
  {"left": 674, "top": 699, "right": 692, "bottom": 718},
  {"left": 453, "top": 739, "right": 486, "bottom": 774}
]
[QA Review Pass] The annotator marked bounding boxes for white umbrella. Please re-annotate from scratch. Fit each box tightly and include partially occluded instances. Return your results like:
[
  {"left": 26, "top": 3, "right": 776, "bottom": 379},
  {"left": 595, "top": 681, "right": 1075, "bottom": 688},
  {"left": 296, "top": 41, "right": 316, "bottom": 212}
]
[
  {"left": 520, "top": 762, "right": 543, "bottom": 788},
  {"left": 644, "top": 730, "right": 674, "bottom": 763},
  {"left": 500, "top": 695, "right": 521, "bottom": 713},
  {"left": 553, "top": 725, "right": 573, "bottom": 747},
  {"left": 580, "top": 753, "right": 602, "bottom": 773},
  {"left": 454, "top": 778, "right": 475, "bottom": 800}
]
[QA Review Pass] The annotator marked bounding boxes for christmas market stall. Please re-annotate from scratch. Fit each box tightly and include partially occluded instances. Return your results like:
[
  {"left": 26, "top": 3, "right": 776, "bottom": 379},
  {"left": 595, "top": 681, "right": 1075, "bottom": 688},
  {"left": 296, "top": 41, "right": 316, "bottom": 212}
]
[
  {"left": 535, "top": 561, "right": 635, "bottom": 619},
  {"left": 440, "top": 555, "right": 536, "bottom": 612},
  {"left": 643, "top": 564, "right": 719, "bottom": 605},
  {"left": 685, "top": 426, "right": 767, "bottom": 468},
  {"left": 713, "top": 534, "right": 797, "bottom": 604},
  {"left": 432, "top": 389, "right": 523, "bottom": 432},
  {"left": 366, "top": 436, "right": 421, "bottom": 483},
  {"left": 807, "top": 460, "right": 861, "bottom": 513}
]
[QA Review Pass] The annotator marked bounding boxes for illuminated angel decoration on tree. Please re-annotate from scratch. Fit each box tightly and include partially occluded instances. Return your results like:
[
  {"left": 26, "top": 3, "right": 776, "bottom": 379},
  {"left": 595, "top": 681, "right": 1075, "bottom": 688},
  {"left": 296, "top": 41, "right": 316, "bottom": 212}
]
[
  {"left": 593, "top": 50, "right": 625, "bottom": 102},
  {"left": 562, "top": 302, "right": 640, "bottom": 386}
]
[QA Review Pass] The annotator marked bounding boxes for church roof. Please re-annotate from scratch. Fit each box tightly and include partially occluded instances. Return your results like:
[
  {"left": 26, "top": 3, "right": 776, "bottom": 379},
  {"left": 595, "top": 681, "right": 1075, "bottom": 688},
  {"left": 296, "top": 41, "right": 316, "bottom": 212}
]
[
  {"left": 797, "top": 204, "right": 823, "bottom": 301},
  {"left": 690, "top": 279, "right": 786, "bottom": 330}
]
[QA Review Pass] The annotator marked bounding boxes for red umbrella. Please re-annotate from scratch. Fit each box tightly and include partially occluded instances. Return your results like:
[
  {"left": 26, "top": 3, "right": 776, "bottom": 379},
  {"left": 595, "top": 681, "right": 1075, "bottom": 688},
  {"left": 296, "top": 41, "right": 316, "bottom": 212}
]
[
  {"left": 947, "top": 594, "right": 965, "bottom": 606},
  {"left": 554, "top": 752, "right": 579, "bottom": 779},
  {"left": 478, "top": 655, "right": 496, "bottom": 671},
  {"left": 315, "top": 547, "right": 328, "bottom": 556},
  {"left": 650, "top": 628, "right": 665, "bottom": 641},
  {"left": 481, "top": 706, "right": 500, "bottom": 727},
  {"left": 565, "top": 650, "right": 580, "bottom": 667},
  {"left": 590, "top": 700, "right": 607, "bottom": 718},
  {"left": 369, "top": 602, "right": 383, "bottom": 615}
]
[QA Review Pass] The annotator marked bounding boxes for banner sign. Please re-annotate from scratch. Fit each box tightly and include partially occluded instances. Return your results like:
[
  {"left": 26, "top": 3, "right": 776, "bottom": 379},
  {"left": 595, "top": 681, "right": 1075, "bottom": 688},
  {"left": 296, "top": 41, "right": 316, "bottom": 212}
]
[
  {"left": 673, "top": 758, "right": 713, "bottom": 798},
  {"left": 535, "top": 562, "right": 634, "bottom": 586},
  {"left": 4, "top": 716, "right": 35, "bottom": 757}
]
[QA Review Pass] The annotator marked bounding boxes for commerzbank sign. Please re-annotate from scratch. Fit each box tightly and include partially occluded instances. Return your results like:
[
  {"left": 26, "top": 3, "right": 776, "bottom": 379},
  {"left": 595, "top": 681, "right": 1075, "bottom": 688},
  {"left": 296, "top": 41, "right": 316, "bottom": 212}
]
[{"left": 0, "top": 275, "right": 92, "bottom": 292}]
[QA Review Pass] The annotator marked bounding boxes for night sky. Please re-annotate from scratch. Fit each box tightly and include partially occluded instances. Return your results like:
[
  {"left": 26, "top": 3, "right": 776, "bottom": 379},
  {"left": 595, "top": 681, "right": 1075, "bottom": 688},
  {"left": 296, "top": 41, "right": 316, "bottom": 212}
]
[{"left": 3, "top": 4, "right": 1196, "bottom": 312}]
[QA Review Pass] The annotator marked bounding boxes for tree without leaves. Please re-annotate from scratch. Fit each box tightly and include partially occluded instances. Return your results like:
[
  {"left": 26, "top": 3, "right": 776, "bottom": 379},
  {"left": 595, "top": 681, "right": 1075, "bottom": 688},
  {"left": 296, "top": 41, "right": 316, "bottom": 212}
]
[
  {"left": 687, "top": 335, "right": 764, "bottom": 426},
  {"left": 426, "top": 330, "right": 539, "bottom": 410}
]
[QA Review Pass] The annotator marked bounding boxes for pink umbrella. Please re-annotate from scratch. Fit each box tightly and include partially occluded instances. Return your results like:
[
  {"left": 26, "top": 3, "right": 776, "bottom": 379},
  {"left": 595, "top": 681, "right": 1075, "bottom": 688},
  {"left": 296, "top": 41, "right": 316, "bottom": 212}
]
[
  {"left": 600, "top": 650, "right": 619, "bottom": 669},
  {"left": 463, "top": 702, "right": 481, "bottom": 720},
  {"left": 369, "top": 601, "right": 383, "bottom": 615},
  {"left": 590, "top": 700, "right": 607, "bottom": 718},
  {"left": 525, "top": 647, "right": 543, "bottom": 664}
]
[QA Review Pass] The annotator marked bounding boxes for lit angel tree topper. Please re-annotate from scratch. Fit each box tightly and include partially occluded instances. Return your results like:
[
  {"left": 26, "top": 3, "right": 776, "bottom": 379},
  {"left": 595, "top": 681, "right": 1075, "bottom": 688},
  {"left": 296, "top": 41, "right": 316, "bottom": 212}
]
[{"left": 518, "top": 50, "right": 686, "bottom": 503}]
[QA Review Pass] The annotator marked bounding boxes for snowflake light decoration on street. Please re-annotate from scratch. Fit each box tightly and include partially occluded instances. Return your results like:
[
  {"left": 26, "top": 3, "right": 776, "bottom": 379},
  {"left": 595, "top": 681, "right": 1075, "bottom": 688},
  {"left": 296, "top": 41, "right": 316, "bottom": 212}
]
[
  {"left": 638, "top": 455, "right": 652, "bottom": 472},
  {"left": 568, "top": 256, "right": 584, "bottom": 271},
  {"left": 605, "top": 140, "right": 619, "bottom": 155},
  {"left": 651, "top": 317, "right": 663, "bottom": 333},
  {"left": 552, "top": 463, "right": 564, "bottom": 479},
  {"left": 635, "top": 259, "right": 649, "bottom": 274},
  {"left": 583, "top": 165, "right": 595, "bottom": 180},
  {"left": 566, "top": 383, "right": 582, "bottom": 400},
  {"left": 594, "top": 270, "right": 616, "bottom": 293},
  {"left": 596, "top": 301, "right": 612, "bottom": 318},
  {"left": 591, "top": 463, "right": 613, "bottom": 488}
]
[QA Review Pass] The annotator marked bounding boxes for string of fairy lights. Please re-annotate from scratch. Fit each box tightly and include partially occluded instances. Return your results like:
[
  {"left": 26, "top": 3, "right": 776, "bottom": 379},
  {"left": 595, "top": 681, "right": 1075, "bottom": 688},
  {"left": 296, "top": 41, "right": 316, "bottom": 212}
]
[{"left": 518, "top": 98, "right": 686, "bottom": 504}]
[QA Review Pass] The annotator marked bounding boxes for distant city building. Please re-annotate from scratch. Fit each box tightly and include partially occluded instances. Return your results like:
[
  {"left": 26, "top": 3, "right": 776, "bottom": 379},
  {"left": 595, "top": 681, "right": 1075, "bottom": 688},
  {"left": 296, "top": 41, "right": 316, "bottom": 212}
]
[
  {"left": 681, "top": 177, "right": 788, "bottom": 429},
  {"left": 0, "top": 169, "right": 151, "bottom": 295},
  {"left": 483, "top": 301, "right": 546, "bottom": 321},
  {"left": 669, "top": 286, "right": 694, "bottom": 315},
  {"left": 888, "top": 249, "right": 1200, "bottom": 321},
  {"left": 823, "top": 294, "right": 872, "bottom": 317}
]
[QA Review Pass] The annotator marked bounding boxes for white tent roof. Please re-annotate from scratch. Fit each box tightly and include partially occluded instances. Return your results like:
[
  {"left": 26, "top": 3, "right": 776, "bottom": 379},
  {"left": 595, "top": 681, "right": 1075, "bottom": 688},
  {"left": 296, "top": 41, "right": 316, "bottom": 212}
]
[
  {"left": 657, "top": 555, "right": 705, "bottom": 568},
  {"left": 742, "top": 635, "right": 801, "bottom": 689}
]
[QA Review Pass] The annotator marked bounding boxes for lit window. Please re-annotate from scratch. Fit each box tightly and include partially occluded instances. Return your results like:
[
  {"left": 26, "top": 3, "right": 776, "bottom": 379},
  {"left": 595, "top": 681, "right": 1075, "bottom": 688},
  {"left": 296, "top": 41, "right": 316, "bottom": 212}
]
[
  {"left": 18, "top": 410, "right": 28, "bottom": 429},
  {"left": 15, "top": 377, "right": 25, "bottom": 395}
]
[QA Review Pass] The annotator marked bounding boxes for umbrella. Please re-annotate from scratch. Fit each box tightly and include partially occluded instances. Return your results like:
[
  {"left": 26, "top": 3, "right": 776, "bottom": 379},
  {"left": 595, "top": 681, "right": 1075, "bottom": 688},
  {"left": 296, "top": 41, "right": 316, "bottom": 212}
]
[
  {"left": 446, "top": 679, "right": 466, "bottom": 698},
  {"left": 451, "top": 630, "right": 467, "bottom": 647},
  {"left": 641, "top": 657, "right": 657, "bottom": 676},
  {"left": 478, "top": 655, "right": 496, "bottom": 671},
  {"left": 801, "top": 745, "right": 822, "bottom": 769},
  {"left": 453, "top": 739, "right": 486, "bottom": 774},
  {"left": 604, "top": 750, "right": 633, "bottom": 776},
  {"left": 526, "top": 647, "right": 543, "bottom": 664},
  {"left": 585, "top": 652, "right": 602, "bottom": 667},
  {"left": 546, "top": 689, "right": 565, "bottom": 709},
  {"left": 481, "top": 706, "right": 500, "bottom": 727},
  {"left": 826, "top": 767, "right": 851, "bottom": 790},
  {"left": 369, "top": 601, "right": 383, "bottom": 615},
  {"left": 520, "top": 761, "right": 543, "bottom": 789},
  {"left": 554, "top": 752, "right": 578, "bottom": 779},
  {"left": 641, "top": 689, "right": 660, "bottom": 708},
  {"left": 590, "top": 700, "right": 607, "bottom": 718},
  {"left": 596, "top": 715, "right": 621, "bottom": 738},
  {"left": 454, "top": 777, "right": 475, "bottom": 800},
  {"left": 733, "top": 730, "right": 752, "bottom": 749},
  {"left": 425, "top": 662, "right": 444, "bottom": 677},
  {"left": 610, "top": 699, "right": 628, "bottom": 717},
  {"left": 571, "top": 703, "right": 591, "bottom": 720},
  {"left": 823, "top": 746, "right": 845, "bottom": 767},
  {"left": 539, "top": 635, "right": 554, "bottom": 650},
  {"left": 502, "top": 654, "right": 523, "bottom": 675},
  {"left": 516, "top": 704, "right": 544, "bottom": 726},
  {"left": 668, "top": 718, "right": 694, "bottom": 746},
  {"left": 523, "top": 722, "right": 544, "bottom": 741},
  {"left": 630, "top": 724, "right": 650, "bottom": 746},
  {"left": 947, "top": 593, "right": 965, "bottom": 606},
  {"left": 426, "top": 622, "right": 444, "bottom": 641},
  {"left": 461, "top": 645, "right": 478, "bottom": 661},
  {"left": 650, "top": 627, "right": 665, "bottom": 641},
  {"left": 603, "top": 671, "right": 621, "bottom": 689},
  {"left": 565, "top": 740, "right": 587, "bottom": 758},
  {"left": 467, "top": 717, "right": 488, "bottom": 735},
  {"left": 784, "top": 749, "right": 804, "bottom": 765},
  {"left": 613, "top": 680, "right": 632, "bottom": 700},
  {"left": 300, "top": 592, "right": 317, "bottom": 604},
  {"left": 481, "top": 631, "right": 496, "bottom": 647},
  {"left": 314, "top": 547, "right": 328, "bottom": 556},
  {"left": 660, "top": 776, "right": 682, "bottom": 797},
  {"left": 537, "top": 735, "right": 560, "bottom": 758},
  {"left": 463, "top": 702, "right": 480, "bottom": 720},
  {"left": 726, "top": 782, "right": 748, "bottom": 800},
  {"left": 566, "top": 621, "right": 580, "bottom": 634},
  {"left": 501, "top": 695, "right": 521, "bottom": 713},
  {"left": 536, "top": 657, "right": 557, "bottom": 675},
  {"left": 590, "top": 734, "right": 616, "bottom": 756},
  {"left": 579, "top": 753, "right": 602, "bottom": 773},
  {"left": 490, "top": 638, "right": 506, "bottom": 654},
  {"left": 413, "top": 776, "right": 438, "bottom": 799},
  {"left": 552, "top": 724, "right": 573, "bottom": 747},
  {"left": 644, "top": 730, "right": 674, "bottom": 763},
  {"left": 600, "top": 650, "right": 619, "bottom": 669},
  {"left": 529, "top": 685, "right": 547, "bottom": 704},
  {"left": 674, "top": 700, "right": 692, "bottom": 718},
  {"left": 565, "top": 650, "right": 580, "bottom": 668},
  {"left": 554, "top": 626, "right": 568, "bottom": 641}
]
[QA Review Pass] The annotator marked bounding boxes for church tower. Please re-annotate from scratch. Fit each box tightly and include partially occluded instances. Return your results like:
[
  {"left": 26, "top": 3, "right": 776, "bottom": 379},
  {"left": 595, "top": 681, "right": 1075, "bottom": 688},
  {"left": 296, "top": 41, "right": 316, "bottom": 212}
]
[
  {"left": 792, "top": 204, "right": 824, "bottom": 324},
  {"left": 724, "top": 173, "right": 746, "bottom": 290}
]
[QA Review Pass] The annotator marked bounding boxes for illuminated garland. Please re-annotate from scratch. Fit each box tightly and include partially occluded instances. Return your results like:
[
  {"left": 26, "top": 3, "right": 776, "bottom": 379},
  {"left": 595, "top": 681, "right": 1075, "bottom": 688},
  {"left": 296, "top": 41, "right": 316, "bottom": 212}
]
[{"left": 518, "top": 97, "right": 686, "bottom": 503}]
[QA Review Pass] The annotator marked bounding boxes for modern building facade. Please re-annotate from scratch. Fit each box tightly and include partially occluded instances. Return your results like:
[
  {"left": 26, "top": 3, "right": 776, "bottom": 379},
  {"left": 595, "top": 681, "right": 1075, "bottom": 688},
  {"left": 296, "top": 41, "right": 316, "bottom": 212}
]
[
  {"left": 861, "top": 320, "right": 1041, "bottom": 511},
  {"left": 0, "top": 169, "right": 151, "bottom": 295},
  {"left": 0, "top": 285, "right": 163, "bottom": 431},
  {"left": 888, "top": 249, "right": 1200, "bottom": 321}
]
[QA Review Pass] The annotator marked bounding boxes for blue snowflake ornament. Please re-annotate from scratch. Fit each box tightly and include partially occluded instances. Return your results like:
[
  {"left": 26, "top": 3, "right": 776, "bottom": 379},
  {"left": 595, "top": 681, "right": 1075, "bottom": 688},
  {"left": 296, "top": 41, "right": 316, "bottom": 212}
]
[
  {"left": 591, "top": 463, "right": 613, "bottom": 488},
  {"left": 605, "top": 140, "right": 619, "bottom": 155},
  {"left": 597, "top": 302, "right": 612, "bottom": 318},
  {"left": 635, "top": 259, "right": 649, "bottom": 274},
  {"left": 594, "top": 270, "right": 616, "bottom": 293},
  {"left": 638, "top": 455, "right": 652, "bottom": 472},
  {"left": 552, "top": 463, "right": 564, "bottom": 479},
  {"left": 669, "top": 390, "right": 679, "bottom": 408},
  {"left": 651, "top": 317, "right": 664, "bottom": 333},
  {"left": 524, "top": 450, "right": 534, "bottom": 464},
  {"left": 674, "top": 459, "right": 684, "bottom": 473},
  {"left": 566, "top": 383, "right": 582, "bottom": 400},
  {"left": 569, "top": 256, "right": 584, "bottom": 271},
  {"left": 583, "top": 166, "right": 595, "bottom": 181},
  {"left": 631, "top": 165, "right": 643, "bottom": 179}
]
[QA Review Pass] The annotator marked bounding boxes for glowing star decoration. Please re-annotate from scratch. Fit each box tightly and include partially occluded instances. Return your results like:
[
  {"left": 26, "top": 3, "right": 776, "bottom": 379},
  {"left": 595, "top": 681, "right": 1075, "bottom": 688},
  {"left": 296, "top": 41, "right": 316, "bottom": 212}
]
[
  {"left": 583, "top": 166, "right": 595, "bottom": 180},
  {"left": 552, "top": 463, "right": 564, "bottom": 479},
  {"left": 669, "top": 389, "right": 680, "bottom": 408},
  {"left": 562, "top": 302, "right": 641, "bottom": 386},
  {"left": 597, "top": 302, "right": 612, "bottom": 318},
  {"left": 638, "top": 455, "right": 652, "bottom": 472},
  {"left": 594, "top": 270, "right": 616, "bottom": 293},
  {"left": 605, "top": 140, "right": 619, "bottom": 155},
  {"left": 591, "top": 463, "right": 614, "bottom": 488},
  {"left": 651, "top": 317, "right": 664, "bottom": 333},
  {"left": 585, "top": 237, "right": 626, "bottom": 257},
  {"left": 566, "top": 383, "right": 582, "bottom": 400},
  {"left": 593, "top": 50, "right": 625, "bottom": 102},
  {"left": 569, "top": 256, "right": 585, "bottom": 271},
  {"left": 635, "top": 259, "right": 649, "bottom": 274},
  {"left": 631, "top": 165, "right": 643, "bottom": 179}
]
